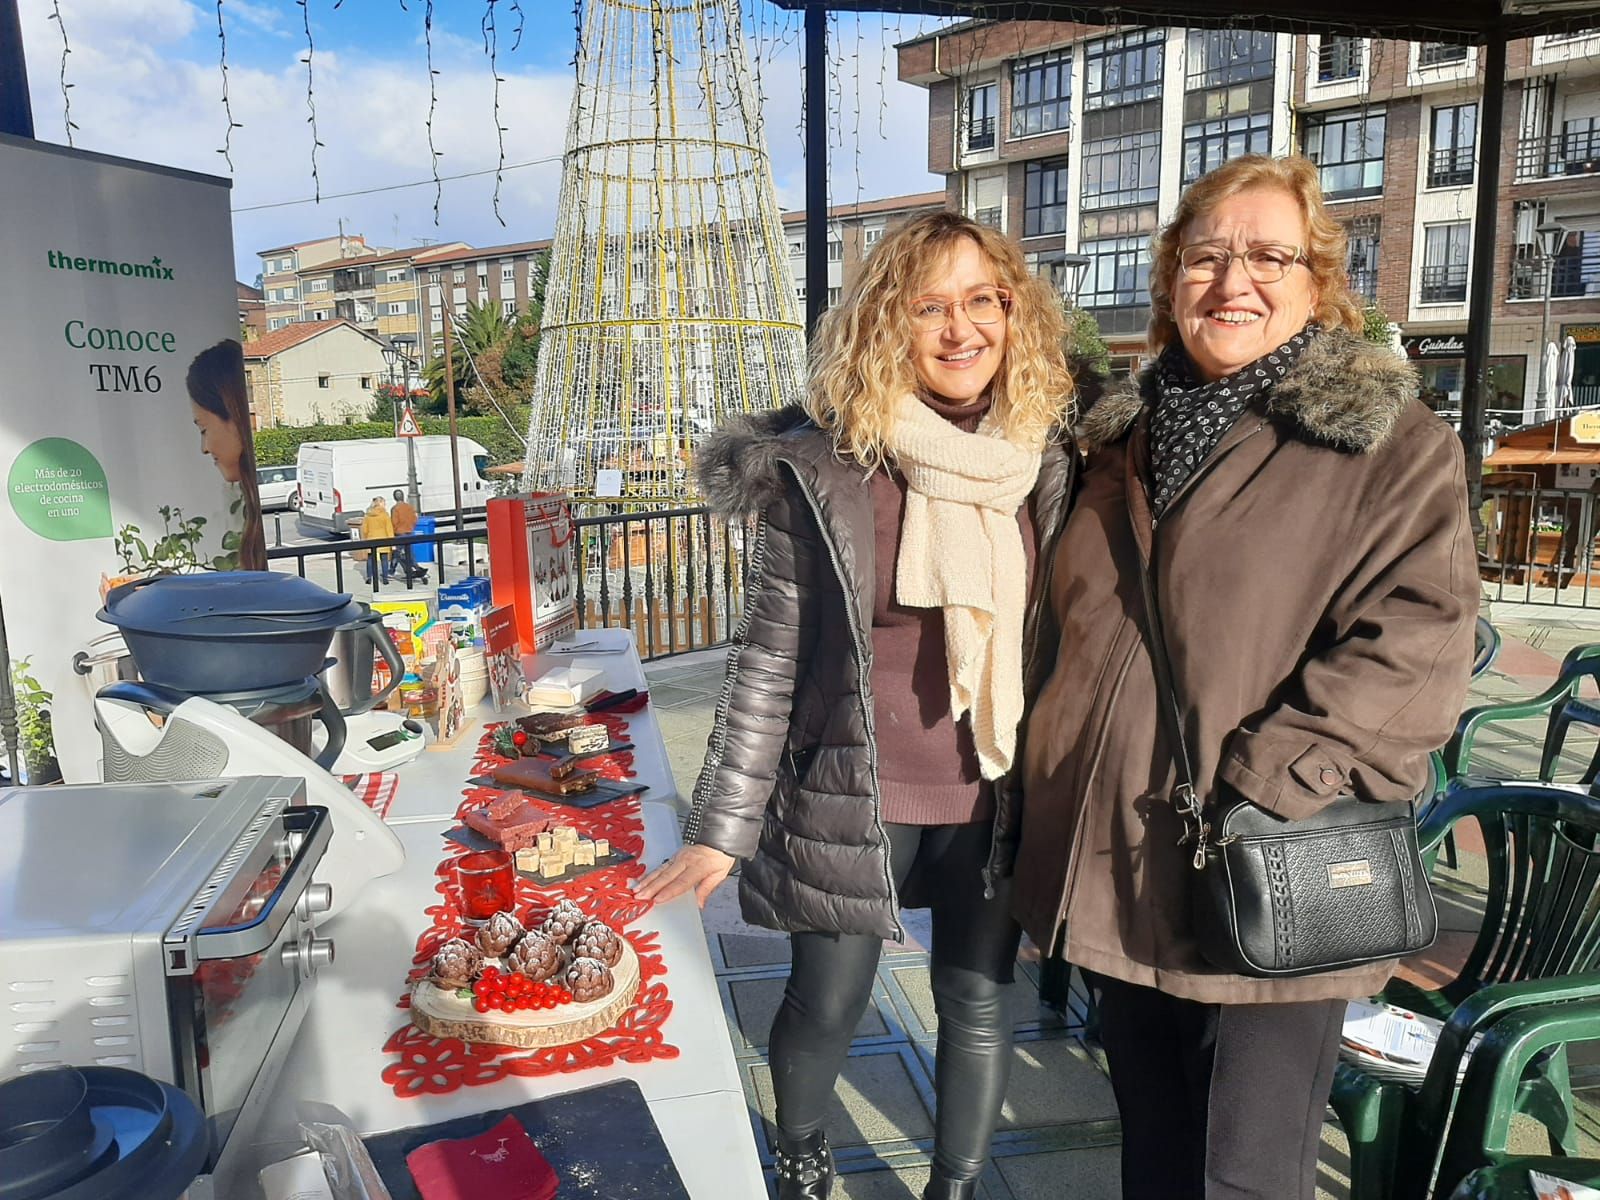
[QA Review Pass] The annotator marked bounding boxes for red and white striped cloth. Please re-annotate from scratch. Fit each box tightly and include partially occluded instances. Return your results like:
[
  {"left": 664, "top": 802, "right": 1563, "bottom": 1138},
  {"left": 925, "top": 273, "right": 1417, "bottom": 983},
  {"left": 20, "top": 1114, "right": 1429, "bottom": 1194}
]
[{"left": 342, "top": 772, "right": 399, "bottom": 821}]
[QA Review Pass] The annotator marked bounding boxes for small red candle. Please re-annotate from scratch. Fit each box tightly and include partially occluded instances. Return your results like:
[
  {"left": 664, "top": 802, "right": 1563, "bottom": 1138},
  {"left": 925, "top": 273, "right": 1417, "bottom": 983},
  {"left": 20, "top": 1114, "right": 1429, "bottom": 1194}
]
[{"left": 456, "top": 850, "right": 515, "bottom": 923}]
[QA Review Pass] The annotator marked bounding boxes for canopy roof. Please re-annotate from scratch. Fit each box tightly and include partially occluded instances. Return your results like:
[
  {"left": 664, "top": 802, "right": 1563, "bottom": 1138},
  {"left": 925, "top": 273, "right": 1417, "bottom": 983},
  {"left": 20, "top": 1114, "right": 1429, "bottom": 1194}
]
[{"left": 770, "top": 0, "right": 1600, "bottom": 44}]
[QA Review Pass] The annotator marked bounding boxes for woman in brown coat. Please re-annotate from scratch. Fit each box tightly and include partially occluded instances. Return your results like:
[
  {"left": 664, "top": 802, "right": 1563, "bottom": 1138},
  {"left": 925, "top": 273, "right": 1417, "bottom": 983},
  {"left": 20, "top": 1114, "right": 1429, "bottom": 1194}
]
[{"left": 1014, "top": 155, "right": 1478, "bottom": 1199}]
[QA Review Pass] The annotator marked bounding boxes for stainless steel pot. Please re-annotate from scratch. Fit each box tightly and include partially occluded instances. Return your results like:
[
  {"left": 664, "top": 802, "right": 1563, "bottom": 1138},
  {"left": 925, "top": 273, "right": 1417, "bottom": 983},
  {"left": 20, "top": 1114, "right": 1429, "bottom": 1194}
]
[{"left": 321, "top": 604, "right": 406, "bottom": 715}]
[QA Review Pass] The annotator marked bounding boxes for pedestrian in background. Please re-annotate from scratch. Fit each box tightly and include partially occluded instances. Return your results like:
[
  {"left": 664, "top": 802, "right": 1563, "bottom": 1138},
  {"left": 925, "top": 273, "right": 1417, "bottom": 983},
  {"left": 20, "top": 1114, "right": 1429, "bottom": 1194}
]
[
  {"left": 358, "top": 496, "right": 394, "bottom": 587},
  {"left": 391, "top": 488, "right": 426, "bottom": 582}
]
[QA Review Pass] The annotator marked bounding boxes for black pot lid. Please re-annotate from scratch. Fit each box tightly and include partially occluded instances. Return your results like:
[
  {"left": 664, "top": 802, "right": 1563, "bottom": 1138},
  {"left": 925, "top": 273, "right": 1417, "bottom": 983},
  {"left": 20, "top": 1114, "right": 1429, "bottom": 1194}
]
[
  {"left": 0, "top": 1066, "right": 207, "bottom": 1200},
  {"left": 99, "top": 571, "right": 357, "bottom": 635}
]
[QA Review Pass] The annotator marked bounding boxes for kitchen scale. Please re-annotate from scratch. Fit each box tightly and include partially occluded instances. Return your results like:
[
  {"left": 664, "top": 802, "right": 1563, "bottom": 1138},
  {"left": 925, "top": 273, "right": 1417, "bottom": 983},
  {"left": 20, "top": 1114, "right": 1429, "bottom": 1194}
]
[{"left": 315, "top": 708, "right": 429, "bottom": 773}]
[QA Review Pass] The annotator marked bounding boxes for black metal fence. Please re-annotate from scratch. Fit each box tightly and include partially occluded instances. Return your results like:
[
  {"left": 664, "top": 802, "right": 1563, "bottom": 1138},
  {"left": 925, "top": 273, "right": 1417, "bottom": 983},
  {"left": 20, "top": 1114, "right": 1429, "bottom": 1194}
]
[
  {"left": 1481, "top": 480, "right": 1600, "bottom": 608},
  {"left": 265, "top": 504, "right": 756, "bottom": 660}
]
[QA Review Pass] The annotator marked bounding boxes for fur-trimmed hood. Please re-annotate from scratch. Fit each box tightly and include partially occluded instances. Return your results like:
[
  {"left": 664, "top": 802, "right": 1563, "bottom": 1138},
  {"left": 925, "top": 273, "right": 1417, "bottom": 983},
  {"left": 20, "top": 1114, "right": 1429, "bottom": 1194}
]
[
  {"left": 693, "top": 404, "right": 823, "bottom": 519},
  {"left": 1079, "top": 330, "right": 1418, "bottom": 454}
]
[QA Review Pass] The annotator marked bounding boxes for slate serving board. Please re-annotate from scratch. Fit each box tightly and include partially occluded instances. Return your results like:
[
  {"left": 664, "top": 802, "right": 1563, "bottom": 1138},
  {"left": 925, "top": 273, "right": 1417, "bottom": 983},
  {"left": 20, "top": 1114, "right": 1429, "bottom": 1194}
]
[{"left": 363, "top": 1078, "right": 690, "bottom": 1199}]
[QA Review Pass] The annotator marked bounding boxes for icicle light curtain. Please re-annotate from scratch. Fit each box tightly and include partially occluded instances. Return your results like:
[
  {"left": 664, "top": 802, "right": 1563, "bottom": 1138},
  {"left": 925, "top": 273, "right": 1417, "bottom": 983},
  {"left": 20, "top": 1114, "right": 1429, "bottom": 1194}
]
[{"left": 525, "top": 0, "right": 806, "bottom": 503}]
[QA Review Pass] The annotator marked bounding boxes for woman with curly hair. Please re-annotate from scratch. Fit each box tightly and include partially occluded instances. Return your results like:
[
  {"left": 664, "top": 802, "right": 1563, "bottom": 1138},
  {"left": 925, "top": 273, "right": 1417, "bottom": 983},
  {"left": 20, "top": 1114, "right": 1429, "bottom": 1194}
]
[{"left": 637, "top": 211, "right": 1076, "bottom": 1200}]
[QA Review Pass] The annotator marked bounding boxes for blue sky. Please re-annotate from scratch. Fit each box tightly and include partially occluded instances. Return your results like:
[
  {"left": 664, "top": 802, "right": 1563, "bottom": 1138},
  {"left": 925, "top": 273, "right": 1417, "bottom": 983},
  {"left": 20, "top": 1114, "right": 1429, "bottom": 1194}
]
[{"left": 18, "top": 1, "right": 947, "bottom": 280}]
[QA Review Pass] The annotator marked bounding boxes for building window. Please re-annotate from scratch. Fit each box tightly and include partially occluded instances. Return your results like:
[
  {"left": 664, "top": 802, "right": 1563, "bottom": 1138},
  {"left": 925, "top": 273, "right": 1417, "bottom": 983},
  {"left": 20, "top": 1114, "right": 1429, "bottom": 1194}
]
[
  {"left": 477, "top": 264, "right": 489, "bottom": 278},
  {"left": 431, "top": 305, "right": 443, "bottom": 325},
  {"left": 1302, "top": 107, "right": 1386, "bottom": 199},
  {"left": 501, "top": 264, "right": 515, "bottom": 282},
  {"left": 1511, "top": 203, "right": 1600, "bottom": 299},
  {"left": 477, "top": 290, "right": 489, "bottom": 307},
  {"left": 264, "top": 261, "right": 276, "bottom": 276},
  {"left": 386, "top": 268, "right": 408, "bottom": 283},
  {"left": 1420, "top": 222, "right": 1471, "bottom": 303},
  {"left": 1317, "top": 36, "right": 1363, "bottom": 82},
  {"left": 268, "top": 317, "right": 286, "bottom": 330},
  {"left": 1429, "top": 103, "right": 1477, "bottom": 187},
  {"left": 864, "top": 226, "right": 884, "bottom": 248},
  {"left": 452, "top": 268, "right": 466, "bottom": 284},
  {"left": 429, "top": 271, "right": 442, "bottom": 285},
  {"left": 359, "top": 376, "right": 371, "bottom": 389},
  {"left": 503, "top": 299, "right": 517, "bottom": 317},
  {"left": 795, "top": 285, "right": 806, "bottom": 302},
  {"left": 1009, "top": 51, "right": 1071, "bottom": 136},
  {"left": 317, "top": 374, "right": 331, "bottom": 389},
  {"left": 1023, "top": 157, "right": 1071, "bottom": 236},
  {"left": 1182, "top": 111, "right": 1271, "bottom": 184},
  {"left": 1346, "top": 218, "right": 1380, "bottom": 302},
  {"left": 1185, "top": 30, "right": 1274, "bottom": 90},
  {"left": 1084, "top": 29, "right": 1165, "bottom": 111},
  {"left": 788, "top": 238, "right": 804, "bottom": 257},
  {"left": 386, "top": 302, "right": 406, "bottom": 316},
  {"left": 1079, "top": 235, "right": 1151, "bottom": 308},
  {"left": 1419, "top": 42, "right": 1469, "bottom": 67},
  {"left": 966, "top": 83, "right": 998, "bottom": 150},
  {"left": 278, "top": 257, "right": 293, "bottom": 273},
  {"left": 827, "top": 287, "right": 842, "bottom": 307},
  {"left": 309, "top": 279, "right": 329, "bottom": 293},
  {"left": 974, "top": 206, "right": 1003, "bottom": 229},
  {"left": 1081, "top": 131, "right": 1161, "bottom": 211},
  {"left": 827, "top": 239, "right": 843, "bottom": 262}
]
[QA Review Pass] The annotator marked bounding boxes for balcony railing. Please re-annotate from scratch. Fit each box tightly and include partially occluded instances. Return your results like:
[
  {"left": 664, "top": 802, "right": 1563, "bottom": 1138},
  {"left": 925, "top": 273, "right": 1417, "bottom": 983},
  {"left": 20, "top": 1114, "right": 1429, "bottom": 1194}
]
[
  {"left": 1427, "top": 145, "right": 1475, "bottom": 188},
  {"left": 1419, "top": 43, "right": 1469, "bottom": 67},
  {"left": 1317, "top": 39, "right": 1362, "bottom": 82},
  {"left": 965, "top": 116, "right": 996, "bottom": 152},
  {"left": 1515, "top": 128, "right": 1600, "bottom": 181},
  {"left": 1347, "top": 266, "right": 1378, "bottom": 303},
  {"left": 1420, "top": 263, "right": 1468, "bottom": 303},
  {"left": 1510, "top": 249, "right": 1600, "bottom": 300},
  {"left": 973, "top": 207, "right": 1003, "bottom": 229}
]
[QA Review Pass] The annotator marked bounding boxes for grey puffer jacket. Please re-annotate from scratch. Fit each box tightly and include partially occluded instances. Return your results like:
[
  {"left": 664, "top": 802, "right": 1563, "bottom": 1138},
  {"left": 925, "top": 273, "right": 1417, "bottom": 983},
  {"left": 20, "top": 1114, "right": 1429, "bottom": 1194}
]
[{"left": 684, "top": 405, "right": 1076, "bottom": 940}]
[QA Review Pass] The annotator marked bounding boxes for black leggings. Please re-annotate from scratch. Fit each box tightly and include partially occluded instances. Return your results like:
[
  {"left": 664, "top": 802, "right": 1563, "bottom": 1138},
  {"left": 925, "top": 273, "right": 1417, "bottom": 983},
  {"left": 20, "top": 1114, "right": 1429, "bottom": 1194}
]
[{"left": 767, "top": 821, "right": 1022, "bottom": 1181}]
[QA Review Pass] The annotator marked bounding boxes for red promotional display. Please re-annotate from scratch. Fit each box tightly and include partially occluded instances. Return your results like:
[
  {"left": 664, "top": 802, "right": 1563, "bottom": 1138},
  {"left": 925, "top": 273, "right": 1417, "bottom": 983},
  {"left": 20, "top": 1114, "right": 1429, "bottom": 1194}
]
[{"left": 486, "top": 495, "right": 577, "bottom": 655}]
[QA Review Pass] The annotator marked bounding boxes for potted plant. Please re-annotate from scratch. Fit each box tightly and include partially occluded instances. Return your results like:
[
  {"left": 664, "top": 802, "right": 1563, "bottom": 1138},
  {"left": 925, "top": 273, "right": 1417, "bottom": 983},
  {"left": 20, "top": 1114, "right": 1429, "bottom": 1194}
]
[{"left": 10, "top": 657, "right": 60, "bottom": 785}]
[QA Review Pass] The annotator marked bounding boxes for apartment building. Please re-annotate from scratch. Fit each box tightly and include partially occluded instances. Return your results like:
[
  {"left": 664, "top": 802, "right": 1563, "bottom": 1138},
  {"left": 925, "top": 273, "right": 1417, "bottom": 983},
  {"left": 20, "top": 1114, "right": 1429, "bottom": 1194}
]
[
  {"left": 412, "top": 239, "right": 553, "bottom": 363},
  {"left": 257, "top": 234, "right": 377, "bottom": 331},
  {"left": 899, "top": 24, "right": 1600, "bottom": 421},
  {"left": 779, "top": 190, "right": 948, "bottom": 306}
]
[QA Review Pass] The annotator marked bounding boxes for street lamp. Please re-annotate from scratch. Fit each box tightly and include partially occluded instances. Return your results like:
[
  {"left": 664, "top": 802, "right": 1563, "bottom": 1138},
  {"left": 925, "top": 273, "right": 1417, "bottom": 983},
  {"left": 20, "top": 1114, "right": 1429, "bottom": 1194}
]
[
  {"left": 1058, "top": 252, "right": 1091, "bottom": 307},
  {"left": 382, "top": 339, "right": 421, "bottom": 509},
  {"left": 1534, "top": 218, "right": 1568, "bottom": 422}
]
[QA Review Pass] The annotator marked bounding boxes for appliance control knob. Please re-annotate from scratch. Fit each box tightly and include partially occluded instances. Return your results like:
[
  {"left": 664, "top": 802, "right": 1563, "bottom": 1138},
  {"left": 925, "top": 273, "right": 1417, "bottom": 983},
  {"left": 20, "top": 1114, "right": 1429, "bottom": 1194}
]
[
  {"left": 296, "top": 883, "right": 334, "bottom": 920},
  {"left": 307, "top": 938, "right": 336, "bottom": 969},
  {"left": 281, "top": 942, "right": 306, "bottom": 970}
]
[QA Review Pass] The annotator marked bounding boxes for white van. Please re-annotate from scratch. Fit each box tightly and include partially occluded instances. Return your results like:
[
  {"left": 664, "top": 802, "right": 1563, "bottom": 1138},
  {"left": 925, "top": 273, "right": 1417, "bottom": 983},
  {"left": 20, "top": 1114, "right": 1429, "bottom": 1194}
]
[{"left": 295, "top": 436, "right": 494, "bottom": 536}]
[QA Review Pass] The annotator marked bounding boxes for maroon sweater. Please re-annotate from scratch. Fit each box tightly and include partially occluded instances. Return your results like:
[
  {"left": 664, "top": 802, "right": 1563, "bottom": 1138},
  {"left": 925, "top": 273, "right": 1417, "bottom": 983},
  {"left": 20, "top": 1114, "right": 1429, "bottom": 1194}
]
[{"left": 871, "top": 394, "right": 1037, "bottom": 826}]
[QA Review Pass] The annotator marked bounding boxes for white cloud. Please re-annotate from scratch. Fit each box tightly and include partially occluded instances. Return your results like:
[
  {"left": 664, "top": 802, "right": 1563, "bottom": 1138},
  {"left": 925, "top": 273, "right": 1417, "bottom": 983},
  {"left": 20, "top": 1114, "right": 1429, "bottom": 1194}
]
[{"left": 17, "top": 2, "right": 941, "bottom": 279}]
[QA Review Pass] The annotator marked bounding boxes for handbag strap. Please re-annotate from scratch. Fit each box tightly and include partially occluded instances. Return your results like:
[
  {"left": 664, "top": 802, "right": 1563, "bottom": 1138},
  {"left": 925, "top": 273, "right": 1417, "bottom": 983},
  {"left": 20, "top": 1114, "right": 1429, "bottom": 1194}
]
[{"left": 1131, "top": 508, "right": 1217, "bottom": 870}]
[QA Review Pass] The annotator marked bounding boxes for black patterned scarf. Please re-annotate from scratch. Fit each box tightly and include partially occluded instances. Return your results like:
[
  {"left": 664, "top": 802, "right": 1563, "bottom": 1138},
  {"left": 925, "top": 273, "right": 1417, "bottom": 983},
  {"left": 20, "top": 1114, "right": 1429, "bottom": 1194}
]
[{"left": 1147, "top": 324, "right": 1319, "bottom": 518}]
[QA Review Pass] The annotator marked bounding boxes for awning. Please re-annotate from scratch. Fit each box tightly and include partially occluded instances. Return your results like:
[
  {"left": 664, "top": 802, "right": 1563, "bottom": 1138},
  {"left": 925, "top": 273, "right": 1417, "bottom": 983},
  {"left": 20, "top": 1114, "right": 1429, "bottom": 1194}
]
[{"left": 1484, "top": 446, "right": 1600, "bottom": 466}]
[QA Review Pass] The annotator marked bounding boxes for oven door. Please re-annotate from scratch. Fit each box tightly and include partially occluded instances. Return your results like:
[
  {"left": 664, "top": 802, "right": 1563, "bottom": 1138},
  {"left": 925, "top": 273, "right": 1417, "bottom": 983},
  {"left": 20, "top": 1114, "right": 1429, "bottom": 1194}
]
[{"left": 168, "top": 804, "right": 333, "bottom": 1172}]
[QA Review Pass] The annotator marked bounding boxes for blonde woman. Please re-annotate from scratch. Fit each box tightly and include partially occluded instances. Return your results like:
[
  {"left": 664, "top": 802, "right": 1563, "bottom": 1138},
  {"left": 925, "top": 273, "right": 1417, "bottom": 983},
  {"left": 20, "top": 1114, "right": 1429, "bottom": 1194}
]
[{"left": 637, "top": 212, "right": 1074, "bottom": 1200}]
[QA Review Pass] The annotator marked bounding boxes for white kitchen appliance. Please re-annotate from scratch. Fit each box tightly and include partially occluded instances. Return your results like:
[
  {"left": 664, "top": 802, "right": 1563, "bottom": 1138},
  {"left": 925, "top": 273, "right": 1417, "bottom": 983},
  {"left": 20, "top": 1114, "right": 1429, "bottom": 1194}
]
[
  {"left": 314, "top": 708, "right": 428, "bottom": 774},
  {"left": 93, "top": 681, "right": 404, "bottom": 921},
  {"left": 0, "top": 776, "right": 332, "bottom": 1200}
]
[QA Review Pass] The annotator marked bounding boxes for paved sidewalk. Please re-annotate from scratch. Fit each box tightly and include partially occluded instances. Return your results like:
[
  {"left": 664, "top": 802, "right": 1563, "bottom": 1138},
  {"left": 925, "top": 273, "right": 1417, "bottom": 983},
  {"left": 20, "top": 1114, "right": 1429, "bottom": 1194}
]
[{"left": 640, "top": 601, "right": 1600, "bottom": 1199}]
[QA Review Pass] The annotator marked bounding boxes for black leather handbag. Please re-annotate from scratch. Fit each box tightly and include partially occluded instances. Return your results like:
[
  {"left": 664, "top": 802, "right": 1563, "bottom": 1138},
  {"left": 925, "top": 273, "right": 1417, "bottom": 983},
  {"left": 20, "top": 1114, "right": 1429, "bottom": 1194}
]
[{"left": 1134, "top": 544, "right": 1438, "bottom": 979}]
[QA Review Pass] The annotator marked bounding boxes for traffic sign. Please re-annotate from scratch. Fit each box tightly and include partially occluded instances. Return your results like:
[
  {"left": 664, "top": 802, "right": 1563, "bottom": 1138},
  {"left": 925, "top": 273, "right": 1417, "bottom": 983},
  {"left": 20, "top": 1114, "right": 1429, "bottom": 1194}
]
[{"left": 397, "top": 404, "right": 422, "bottom": 438}]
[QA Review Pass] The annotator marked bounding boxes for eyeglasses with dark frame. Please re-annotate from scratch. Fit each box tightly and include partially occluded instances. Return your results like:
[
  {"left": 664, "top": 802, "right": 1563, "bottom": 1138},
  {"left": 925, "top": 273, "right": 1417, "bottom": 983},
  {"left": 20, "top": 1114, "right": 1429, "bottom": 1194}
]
[
  {"left": 1177, "top": 243, "right": 1305, "bottom": 283},
  {"left": 908, "top": 287, "right": 1012, "bottom": 331}
]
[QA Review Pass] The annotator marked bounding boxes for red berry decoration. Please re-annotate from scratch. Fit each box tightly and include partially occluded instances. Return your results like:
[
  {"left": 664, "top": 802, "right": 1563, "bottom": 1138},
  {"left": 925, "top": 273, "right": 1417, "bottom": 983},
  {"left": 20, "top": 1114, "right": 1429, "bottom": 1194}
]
[
  {"left": 512, "top": 730, "right": 529, "bottom": 747},
  {"left": 572, "top": 919, "right": 624, "bottom": 968}
]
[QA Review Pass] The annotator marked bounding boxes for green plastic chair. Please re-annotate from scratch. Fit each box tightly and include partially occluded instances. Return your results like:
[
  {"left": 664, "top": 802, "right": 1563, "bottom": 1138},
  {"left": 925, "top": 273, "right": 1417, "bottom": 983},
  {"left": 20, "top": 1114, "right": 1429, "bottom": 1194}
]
[
  {"left": 1444, "top": 644, "right": 1600, "bottom": 781},
  {"left": 1331, "top": 782, "right": 1600, "bottom": 1200},
  {"left": 1436, "top": 995, "right": 1600, "bottom": 1198}
]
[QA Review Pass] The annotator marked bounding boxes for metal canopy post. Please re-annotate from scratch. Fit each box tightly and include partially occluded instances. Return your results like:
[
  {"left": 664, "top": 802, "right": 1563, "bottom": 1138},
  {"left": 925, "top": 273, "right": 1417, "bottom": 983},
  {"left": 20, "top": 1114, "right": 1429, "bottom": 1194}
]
[
  {"left": 1, "top": 0, "right": 32, "bottom": 140},
  {"left": 804, "top": 0, "right": 828, "bottom": 335},
  {"left": 1460, "top": 33, "right": 1506, "bottom": 535}
]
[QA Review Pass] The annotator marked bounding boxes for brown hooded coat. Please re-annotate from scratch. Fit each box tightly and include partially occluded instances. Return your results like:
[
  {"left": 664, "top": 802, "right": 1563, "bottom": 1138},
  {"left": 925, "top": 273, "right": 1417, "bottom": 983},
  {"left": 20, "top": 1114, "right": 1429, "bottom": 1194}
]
[{"left": 1015, "top": 330, "right": 1479, "bottom": 1004}]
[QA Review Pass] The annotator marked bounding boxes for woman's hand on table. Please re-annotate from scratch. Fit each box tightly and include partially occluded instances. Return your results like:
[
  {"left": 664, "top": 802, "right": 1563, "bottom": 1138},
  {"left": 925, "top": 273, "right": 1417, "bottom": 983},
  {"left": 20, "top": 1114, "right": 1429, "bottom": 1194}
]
[{"left": 634, "top": 845, "right": 736, "bottom": 908}]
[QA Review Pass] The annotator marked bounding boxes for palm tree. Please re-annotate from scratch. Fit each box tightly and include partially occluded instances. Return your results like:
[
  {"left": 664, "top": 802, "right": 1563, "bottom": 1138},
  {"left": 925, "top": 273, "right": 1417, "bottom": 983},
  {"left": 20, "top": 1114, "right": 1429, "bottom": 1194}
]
[{"left": 424, "top": 300, "right": 511, "bottom": 410}]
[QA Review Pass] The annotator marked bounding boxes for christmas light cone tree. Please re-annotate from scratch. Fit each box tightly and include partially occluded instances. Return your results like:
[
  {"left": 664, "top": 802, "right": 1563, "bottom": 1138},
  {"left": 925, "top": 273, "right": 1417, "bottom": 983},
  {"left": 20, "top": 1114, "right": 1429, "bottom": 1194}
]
[{"left": 524, "top": 0, "right": 805, "bottom": 504}]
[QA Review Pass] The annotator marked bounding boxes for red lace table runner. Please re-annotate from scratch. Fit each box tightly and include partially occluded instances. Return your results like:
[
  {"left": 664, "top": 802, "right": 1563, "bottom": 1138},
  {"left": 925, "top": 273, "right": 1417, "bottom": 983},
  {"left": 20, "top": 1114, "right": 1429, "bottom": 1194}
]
[{"left": 379, "top": 718, "right": 678, "bottom": 1098}]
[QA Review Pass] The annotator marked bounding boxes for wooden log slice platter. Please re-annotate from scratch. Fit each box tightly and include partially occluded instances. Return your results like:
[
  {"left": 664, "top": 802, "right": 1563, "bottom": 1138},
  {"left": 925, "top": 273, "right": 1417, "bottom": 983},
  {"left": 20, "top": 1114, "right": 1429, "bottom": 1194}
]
[{"left": 410, "top": 938, "right": 641, "bottom": 1049}]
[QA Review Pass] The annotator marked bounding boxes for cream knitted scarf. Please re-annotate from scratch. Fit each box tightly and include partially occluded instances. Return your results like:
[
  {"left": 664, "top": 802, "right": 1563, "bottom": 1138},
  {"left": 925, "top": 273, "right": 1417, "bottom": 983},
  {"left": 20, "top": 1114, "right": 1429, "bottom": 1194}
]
[{"left": 884, "top": 393, "right": 1043, "bottom": 779}]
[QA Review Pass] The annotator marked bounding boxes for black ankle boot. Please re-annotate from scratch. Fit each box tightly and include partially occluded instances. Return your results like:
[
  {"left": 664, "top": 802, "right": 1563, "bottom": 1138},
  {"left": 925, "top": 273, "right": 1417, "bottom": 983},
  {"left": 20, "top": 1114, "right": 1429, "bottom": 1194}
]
[
  {"left": 921, "top": 1170, "right": 978, "bottom": 1200},
  {"left": 774, "top": 1130, "right": 834, "bottom": 1199}
]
